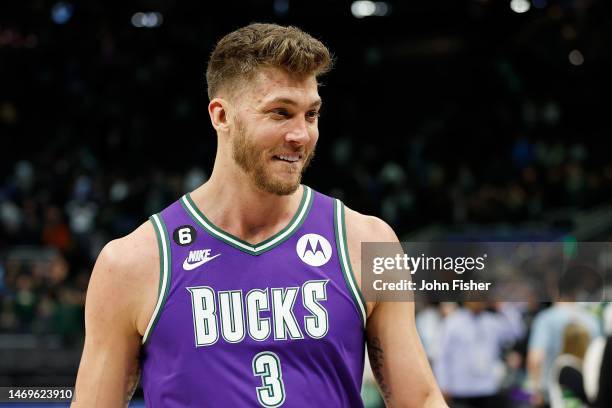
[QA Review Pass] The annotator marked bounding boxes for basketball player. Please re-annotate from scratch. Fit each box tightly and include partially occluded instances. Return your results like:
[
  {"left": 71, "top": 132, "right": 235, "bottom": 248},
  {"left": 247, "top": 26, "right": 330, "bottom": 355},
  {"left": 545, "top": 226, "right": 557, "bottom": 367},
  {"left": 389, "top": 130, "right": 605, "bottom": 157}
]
[{"left": 73, "top": 23, "right": 446, "bottom": 407}]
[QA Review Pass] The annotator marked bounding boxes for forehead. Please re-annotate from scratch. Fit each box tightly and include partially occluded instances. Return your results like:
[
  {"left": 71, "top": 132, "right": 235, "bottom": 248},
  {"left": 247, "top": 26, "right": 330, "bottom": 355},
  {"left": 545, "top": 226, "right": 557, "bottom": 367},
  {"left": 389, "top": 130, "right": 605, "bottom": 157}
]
[{"left": 240, "top": 67, "right": 320, "bottom": 107}]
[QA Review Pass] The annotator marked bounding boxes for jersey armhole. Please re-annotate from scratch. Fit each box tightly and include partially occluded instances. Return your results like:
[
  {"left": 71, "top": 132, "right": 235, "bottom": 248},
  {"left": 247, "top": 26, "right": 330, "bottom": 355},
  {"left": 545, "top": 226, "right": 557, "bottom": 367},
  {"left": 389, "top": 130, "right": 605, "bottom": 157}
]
[
  {"left": 333, "top": 199, "right": 367, "bottom": 328},
  {"left": 142, "top": 214, "right": 172, "bottom": 345}
]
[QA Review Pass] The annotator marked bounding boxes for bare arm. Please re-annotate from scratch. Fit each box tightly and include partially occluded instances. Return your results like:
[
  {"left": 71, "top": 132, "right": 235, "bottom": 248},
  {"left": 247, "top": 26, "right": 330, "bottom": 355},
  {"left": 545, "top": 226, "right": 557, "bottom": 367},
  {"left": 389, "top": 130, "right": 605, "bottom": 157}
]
[
  {"left": 526, "top": 349, "right": 545, "bottom": 405},
  {"left": 345, "top": 210, "right": 447, "bottom": 407},
  {"left": 367, "top": 300, "right": 447, "bottom": 407},
  {"left": 526, "top": 312, "right": 547, "bottom": 406},
  {"left": 72, "top": 226, "right": 156, "bottom": 407}
]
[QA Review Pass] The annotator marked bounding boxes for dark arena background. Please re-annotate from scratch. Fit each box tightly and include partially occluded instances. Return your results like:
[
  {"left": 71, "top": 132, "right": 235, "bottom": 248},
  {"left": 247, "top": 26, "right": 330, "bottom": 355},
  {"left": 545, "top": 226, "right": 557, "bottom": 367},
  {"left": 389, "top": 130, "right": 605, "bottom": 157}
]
[{"left": 1, "top": 1, "right": 612, "bottom": 407}]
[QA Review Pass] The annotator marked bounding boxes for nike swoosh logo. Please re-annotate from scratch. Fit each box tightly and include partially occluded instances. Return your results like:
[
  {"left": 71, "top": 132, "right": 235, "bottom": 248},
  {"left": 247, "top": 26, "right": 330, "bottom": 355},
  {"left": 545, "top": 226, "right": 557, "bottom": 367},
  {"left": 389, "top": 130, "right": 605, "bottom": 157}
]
[{"left": 182, "top": 253, "right": 221, "bottom": 271}]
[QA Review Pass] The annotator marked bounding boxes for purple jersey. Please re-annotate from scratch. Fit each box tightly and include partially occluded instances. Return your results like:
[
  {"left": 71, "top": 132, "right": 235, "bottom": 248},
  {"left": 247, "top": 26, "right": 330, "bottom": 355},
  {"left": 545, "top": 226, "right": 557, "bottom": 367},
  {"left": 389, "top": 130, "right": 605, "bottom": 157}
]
[{"left": 140, "top": 186, "right": 367, "bottom": 407}]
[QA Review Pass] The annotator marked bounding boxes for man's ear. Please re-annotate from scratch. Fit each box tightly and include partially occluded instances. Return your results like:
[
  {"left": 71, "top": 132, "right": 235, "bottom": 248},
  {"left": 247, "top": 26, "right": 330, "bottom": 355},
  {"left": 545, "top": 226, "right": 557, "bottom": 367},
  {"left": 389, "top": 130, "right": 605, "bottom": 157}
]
[{"left": 208, "top": 97, "right": 231, "bottom": 133}]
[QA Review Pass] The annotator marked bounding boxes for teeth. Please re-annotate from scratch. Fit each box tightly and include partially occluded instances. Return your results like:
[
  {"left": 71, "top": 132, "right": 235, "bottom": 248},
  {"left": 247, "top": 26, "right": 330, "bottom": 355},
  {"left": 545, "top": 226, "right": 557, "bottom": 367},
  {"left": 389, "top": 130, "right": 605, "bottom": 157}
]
[{"left": 277, "top": 155, "right": 299, "bottom": 162}]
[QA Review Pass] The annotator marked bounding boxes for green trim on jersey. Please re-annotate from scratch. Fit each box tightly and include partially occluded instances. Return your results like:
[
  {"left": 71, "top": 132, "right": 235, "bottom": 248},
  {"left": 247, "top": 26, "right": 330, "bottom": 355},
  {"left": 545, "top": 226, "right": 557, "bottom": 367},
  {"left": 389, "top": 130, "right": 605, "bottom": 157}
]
[
  {"left": 142, "top": 214, "right": 172, "bottom": 345},
  {"left": 333, "top": 199, "right": 367, "bottom": 327},
  {"left": 180, "top": 185, "right": 313, "bottom": 256}
]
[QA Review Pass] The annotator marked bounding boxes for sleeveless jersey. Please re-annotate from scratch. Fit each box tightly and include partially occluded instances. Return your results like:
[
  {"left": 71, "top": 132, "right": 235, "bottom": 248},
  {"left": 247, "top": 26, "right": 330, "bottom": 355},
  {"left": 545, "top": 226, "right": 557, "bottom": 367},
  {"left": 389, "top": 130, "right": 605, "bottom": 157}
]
[{"left": 140, "top": 186, "right": 367, "bottom": 407}]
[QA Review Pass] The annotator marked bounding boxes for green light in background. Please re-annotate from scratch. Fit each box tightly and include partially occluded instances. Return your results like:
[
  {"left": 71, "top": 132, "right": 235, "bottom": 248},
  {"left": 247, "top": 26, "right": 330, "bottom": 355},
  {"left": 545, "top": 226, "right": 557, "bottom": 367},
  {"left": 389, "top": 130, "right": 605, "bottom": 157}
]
[{"left": 562, "top": 235, "right": 577, "bottom": 258}]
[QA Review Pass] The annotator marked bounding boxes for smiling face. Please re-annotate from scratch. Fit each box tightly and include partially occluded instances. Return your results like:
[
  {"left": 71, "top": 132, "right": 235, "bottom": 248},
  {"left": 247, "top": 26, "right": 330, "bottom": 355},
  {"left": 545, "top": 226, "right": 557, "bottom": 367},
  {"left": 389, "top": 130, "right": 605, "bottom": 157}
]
[{"left": 228, "top": 67, "right": 321, "bottom": 196}]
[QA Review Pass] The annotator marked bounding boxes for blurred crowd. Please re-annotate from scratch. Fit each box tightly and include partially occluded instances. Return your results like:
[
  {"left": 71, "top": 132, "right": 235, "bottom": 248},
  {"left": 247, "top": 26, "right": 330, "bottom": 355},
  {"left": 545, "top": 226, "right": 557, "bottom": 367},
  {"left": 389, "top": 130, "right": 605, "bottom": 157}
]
[
  {"left": 412, "top": 300, "right": 612, "bottom": 408},
  {"left": 1, "top": 132, "right": 610, "bottom": 343},
  {"left": 0, "top": 158, "right": 201, "bottom": 343}
]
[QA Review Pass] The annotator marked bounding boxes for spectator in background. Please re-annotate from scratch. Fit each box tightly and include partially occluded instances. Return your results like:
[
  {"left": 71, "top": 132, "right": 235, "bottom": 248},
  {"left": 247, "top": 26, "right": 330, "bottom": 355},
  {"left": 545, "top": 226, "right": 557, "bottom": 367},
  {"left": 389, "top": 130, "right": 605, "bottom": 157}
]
[
  {"left": 527, "top": 268, "right": 601, "bottom": 407},
  {"left": 416, "top": 301, "right": 457, "bottom": 363},
  {"left": 583, "top": 303, "right": 612, "bottom": 408},
  {"left": 42, "top": 206, "right": 72, "bottom": 252},
  {"left": 434, "top": 301, "right": 524, "bottom": 408},
  {"left": 548, "top": 323, "right": 591, "bottom": 408}
]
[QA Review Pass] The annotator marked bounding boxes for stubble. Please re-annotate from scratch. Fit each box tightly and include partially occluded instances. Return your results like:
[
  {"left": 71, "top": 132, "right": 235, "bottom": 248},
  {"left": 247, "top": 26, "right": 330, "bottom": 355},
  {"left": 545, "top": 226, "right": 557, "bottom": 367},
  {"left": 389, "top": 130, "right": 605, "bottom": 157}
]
[{"left": 231, "top": 118, "right": 315, "bottom": 196}]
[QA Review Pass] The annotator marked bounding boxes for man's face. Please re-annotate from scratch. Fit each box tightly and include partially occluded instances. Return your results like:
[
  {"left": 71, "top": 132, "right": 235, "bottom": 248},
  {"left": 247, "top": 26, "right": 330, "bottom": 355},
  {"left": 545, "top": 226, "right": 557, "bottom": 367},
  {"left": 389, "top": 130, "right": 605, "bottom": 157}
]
[{"left": 229, "top": 67, "right": 321, "bottom": 196}]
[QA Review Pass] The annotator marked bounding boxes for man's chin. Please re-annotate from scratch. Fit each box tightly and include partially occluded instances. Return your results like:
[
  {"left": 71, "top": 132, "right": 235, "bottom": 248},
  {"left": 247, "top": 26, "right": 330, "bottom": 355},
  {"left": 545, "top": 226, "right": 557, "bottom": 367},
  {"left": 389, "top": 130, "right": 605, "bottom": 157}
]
[{"left": 254, "top": 175, "right": 301, "bottom": 196}]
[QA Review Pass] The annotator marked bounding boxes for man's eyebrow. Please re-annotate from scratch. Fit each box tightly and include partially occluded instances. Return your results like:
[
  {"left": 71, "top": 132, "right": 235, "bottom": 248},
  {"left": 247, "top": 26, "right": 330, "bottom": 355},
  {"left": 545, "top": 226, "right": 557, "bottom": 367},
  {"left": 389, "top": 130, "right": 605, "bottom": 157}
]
[{"left": 265, "top": 97, "right": 323, "bottom": 108}]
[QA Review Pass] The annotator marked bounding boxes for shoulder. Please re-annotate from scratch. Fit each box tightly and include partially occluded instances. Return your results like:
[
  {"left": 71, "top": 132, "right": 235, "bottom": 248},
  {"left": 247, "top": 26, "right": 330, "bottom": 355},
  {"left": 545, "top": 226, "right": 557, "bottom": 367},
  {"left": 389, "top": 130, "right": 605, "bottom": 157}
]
[
  {"left": 339, "top": 203, "right": 398, "bottom": 319},
  {"left": 88, "top": 220, "right": 159, "bottom": 334},
  {"left": 535, "top": 306, "right": 555, "bottom": 321},
  {"left": 530, "top": 308, "right": 552, "bottom": 329},
  {"left": 577, "top": 310, "right": 602, "bottom": 335},
  {"left": 529, "top": 308, "right": 554, "bottom": 346},
  {"left": 343, "top": 205, "right": 398, "bottom": 243},
  {"left": 97, "top": 220, "right": 158, "bottom": 278}
]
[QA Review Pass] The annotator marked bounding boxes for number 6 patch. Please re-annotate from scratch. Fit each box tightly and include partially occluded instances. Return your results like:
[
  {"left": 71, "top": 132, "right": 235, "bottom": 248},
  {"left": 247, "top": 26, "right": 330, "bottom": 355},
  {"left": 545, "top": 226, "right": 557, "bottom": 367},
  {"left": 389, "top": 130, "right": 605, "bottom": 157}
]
[{"left": 173, "top": 225, "right": 197, "bottom": 246}]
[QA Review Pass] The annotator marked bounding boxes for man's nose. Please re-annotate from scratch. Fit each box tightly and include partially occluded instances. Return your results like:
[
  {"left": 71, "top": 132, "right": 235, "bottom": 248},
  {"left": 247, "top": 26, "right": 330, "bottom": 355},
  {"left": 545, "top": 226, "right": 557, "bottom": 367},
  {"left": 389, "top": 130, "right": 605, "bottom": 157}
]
[{"left": 285, "top": 117, "right": 310, "bottom": 144}]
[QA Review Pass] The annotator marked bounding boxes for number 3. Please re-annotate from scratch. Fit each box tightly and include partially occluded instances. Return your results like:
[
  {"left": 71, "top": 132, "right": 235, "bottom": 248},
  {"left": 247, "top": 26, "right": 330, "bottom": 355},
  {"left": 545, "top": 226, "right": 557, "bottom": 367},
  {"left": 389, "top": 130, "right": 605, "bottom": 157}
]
[{"left": 252, "top": 351, "right": 286, "bottom": 407}]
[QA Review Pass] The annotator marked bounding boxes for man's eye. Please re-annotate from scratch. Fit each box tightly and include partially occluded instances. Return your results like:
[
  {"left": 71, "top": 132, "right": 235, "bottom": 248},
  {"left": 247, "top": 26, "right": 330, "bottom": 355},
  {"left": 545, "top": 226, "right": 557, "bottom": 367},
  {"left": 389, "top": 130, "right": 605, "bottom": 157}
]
[
  {"left": 306, "top": 111, "right": 320, "bottom": 120},
  {"left": 271, "top": 109, "right": 290, "bottom": 118}
]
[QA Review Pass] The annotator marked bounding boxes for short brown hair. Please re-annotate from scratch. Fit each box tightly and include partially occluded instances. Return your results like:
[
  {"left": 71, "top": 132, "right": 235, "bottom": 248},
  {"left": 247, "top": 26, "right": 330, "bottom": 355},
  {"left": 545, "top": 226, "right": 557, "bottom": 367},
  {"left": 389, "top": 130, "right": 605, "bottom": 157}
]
[
  {"left": 561, "top": 323, "right": 591, "bottom": 360},
  {"left": 206, "top": 23, "right": 333, "bottom": 100}
]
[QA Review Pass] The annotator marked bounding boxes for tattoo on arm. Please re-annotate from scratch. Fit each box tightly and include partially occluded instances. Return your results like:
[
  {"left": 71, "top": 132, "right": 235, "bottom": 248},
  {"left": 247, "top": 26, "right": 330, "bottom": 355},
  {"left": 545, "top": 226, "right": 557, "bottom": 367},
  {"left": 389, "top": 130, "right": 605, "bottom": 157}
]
[{"left": 368, "top": 336, "right": 391, "bottom": 401}]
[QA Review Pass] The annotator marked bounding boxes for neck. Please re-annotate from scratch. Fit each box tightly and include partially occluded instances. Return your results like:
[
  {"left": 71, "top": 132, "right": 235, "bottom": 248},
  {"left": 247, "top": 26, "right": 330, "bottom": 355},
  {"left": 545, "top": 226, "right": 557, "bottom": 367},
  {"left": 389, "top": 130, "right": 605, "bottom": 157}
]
[{"left": 189, "top": 162, "right": 303, "bottom": 244}]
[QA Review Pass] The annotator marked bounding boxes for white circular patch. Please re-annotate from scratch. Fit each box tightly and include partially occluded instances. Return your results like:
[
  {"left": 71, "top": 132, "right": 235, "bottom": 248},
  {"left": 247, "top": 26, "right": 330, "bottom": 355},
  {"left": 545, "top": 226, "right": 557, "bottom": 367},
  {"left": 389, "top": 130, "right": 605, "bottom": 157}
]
[{"left": 296, "top": 234, "right": 332, "bottom": 267}]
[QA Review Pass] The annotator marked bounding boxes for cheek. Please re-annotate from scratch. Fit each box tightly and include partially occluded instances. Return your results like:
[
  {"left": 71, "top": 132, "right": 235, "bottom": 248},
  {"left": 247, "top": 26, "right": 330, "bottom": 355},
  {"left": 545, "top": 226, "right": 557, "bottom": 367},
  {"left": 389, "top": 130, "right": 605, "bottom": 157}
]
[
  {"left": 251, "top": 126, "right": 279, "bottom": 149},
  {"left": 309, "top": 128, "right": 319, "bottom": 146}
]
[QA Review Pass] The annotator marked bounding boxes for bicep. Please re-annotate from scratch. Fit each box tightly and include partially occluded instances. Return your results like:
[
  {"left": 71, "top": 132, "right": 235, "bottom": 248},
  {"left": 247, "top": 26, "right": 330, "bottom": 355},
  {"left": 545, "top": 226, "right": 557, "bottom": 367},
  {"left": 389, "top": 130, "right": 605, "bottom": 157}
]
[
  {"left": 72, "top": 243, "right": 142, "bottom": 407},
  {"left": 366, "top": 301, "right": 442, "bottom": 407},
  {"left": 345, "top": 210, "right": 445, "bottom": 405}
]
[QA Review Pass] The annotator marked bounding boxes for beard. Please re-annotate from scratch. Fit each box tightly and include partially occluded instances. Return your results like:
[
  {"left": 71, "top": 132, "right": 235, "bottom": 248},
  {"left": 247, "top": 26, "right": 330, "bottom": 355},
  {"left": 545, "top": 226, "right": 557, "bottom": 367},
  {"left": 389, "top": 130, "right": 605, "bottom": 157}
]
[{"left": 231, "top": 118, "right": 315, "bottom": 196}]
